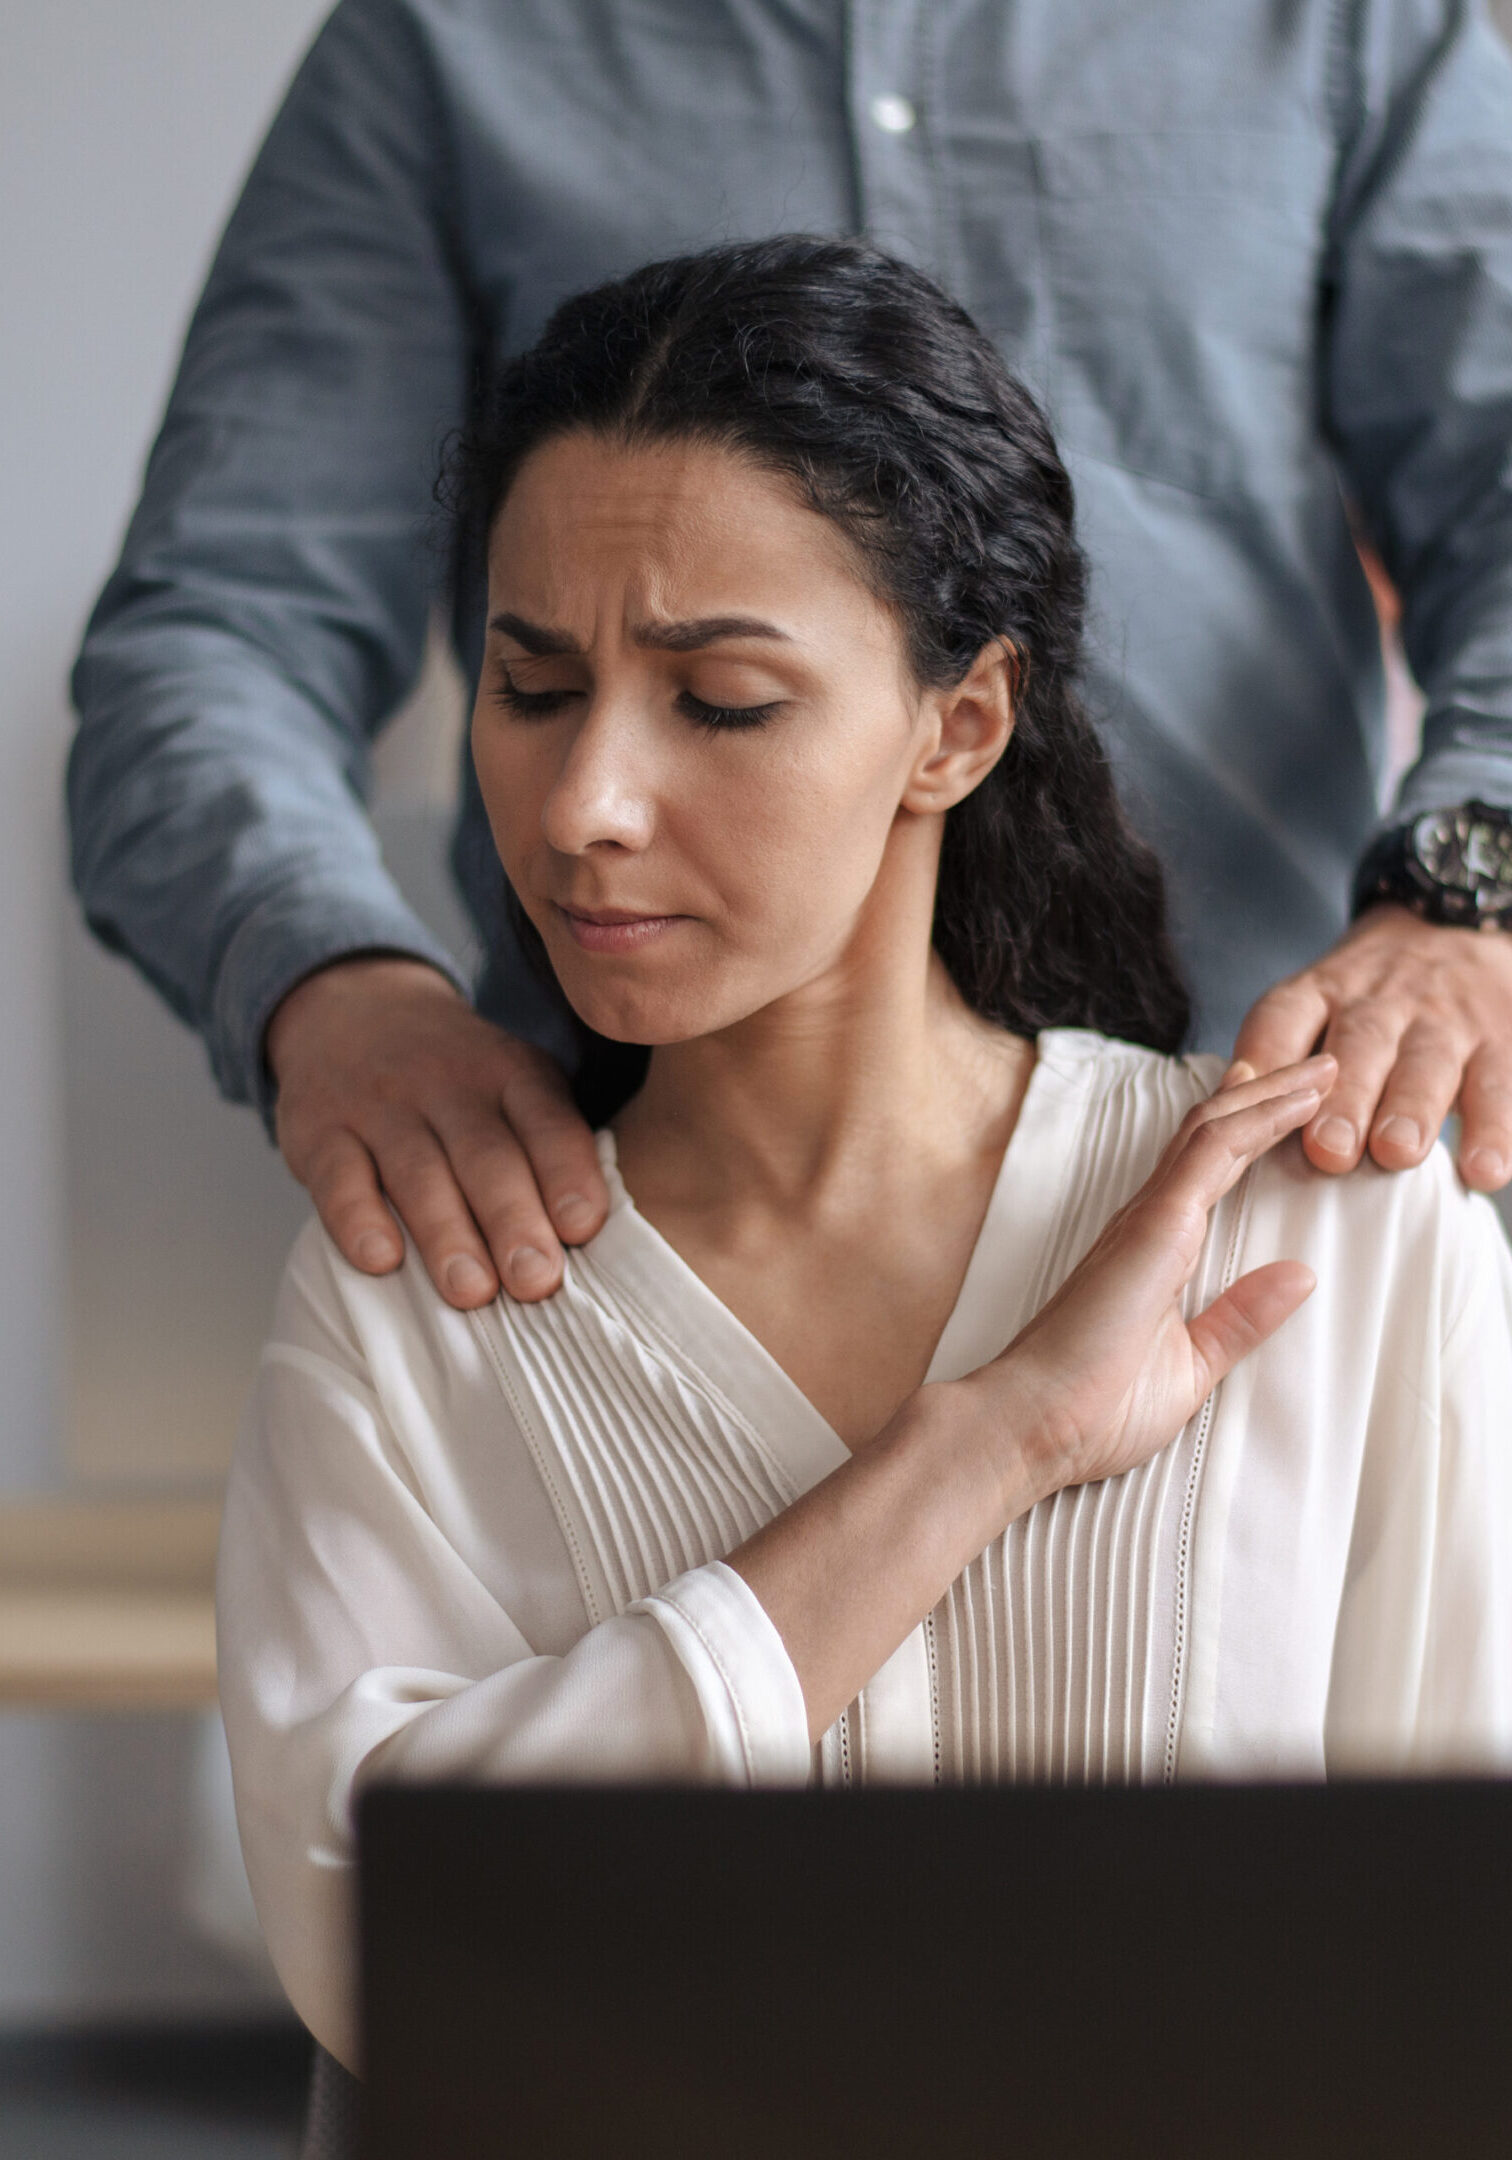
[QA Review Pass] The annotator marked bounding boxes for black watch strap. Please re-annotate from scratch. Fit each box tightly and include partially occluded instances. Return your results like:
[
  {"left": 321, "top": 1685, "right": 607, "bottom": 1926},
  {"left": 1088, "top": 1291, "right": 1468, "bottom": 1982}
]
[{"left": 1352, "top": 801, "right": 1512, "bottom": 930}]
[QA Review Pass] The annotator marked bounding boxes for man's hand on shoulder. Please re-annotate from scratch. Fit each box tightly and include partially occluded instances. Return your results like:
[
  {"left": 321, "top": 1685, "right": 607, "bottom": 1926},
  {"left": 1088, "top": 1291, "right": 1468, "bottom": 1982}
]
[
  {"left": 1227, "top": 905, "right": 1512, "bottom": 1192},
  {"left": 265, "top": 957, "right": 608, "bottom": 1306}
]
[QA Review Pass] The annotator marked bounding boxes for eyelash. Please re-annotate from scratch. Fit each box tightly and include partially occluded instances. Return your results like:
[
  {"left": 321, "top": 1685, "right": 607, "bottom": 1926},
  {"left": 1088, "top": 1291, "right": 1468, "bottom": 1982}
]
[
  {"left": 492, "top": 679, "right": 570, "bottom": 719},
  {"left": 492, "top": 676, "right": 779, "bottom": 733}
]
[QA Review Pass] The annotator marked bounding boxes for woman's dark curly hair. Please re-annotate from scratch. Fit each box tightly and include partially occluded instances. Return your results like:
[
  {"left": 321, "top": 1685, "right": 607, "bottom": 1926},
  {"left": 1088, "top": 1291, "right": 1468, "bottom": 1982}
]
[{"left": 446, "top": 235, "right": 1188, "bottom": 1077}]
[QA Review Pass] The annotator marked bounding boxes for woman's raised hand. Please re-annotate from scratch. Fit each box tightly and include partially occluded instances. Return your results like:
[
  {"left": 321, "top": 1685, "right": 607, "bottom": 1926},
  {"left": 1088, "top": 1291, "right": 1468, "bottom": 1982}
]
[
  {"left": 973, "top": 1055, "right": 1336, "bottom": 1498},
  {"left": 729, "top": 1054, "right": 1334, "bottom": 1742}
]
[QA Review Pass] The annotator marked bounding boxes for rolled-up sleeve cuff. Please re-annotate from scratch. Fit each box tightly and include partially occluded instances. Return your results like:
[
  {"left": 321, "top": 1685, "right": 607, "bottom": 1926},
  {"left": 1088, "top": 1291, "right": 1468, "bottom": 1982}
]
[
  {"left": 212, "top": 882, "right": 473, "bottom": 1130},
  {"left": 1391, "top": 731, "right": 1512, "bottom": 828},
  {"left": 636, "top": 1562, "right": 812, "bottom": 1787}
]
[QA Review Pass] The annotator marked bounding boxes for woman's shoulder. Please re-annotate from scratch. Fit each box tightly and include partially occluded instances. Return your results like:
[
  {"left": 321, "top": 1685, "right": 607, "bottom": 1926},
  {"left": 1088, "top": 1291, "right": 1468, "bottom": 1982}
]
[
  {"left": 1035, "top": 1028, "right": 1507, "bottom": 1308},
  {"left": 1035, "top": 1025, "right": 1221, "bottom": 1109},
  {"left": 268, "top": 1214, "right": 524, "bottom": 1418},
  {"left": 268, "top": 1147, "right": 650, "bottom": 1417},
  {"left": 1030, "top": 1027, "right": 1222, "bottom": 1193},
  {"left": 1242, "top": 1106, "right": 1510, "bottom": 1309}
]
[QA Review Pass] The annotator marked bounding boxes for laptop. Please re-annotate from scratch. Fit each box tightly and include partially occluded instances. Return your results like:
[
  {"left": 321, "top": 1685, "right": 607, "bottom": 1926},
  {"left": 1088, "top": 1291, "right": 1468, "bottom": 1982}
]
[{"left": 359, "top": 1781, "right": 1512, "bottom": 2158}]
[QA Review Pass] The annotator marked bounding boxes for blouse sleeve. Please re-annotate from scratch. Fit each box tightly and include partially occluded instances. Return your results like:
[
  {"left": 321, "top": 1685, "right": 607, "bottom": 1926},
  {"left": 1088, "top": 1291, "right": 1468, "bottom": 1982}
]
[
  {"left": 215, "top": 1225, "right": 810, "bottom": 2068},
  {"left": 1324, "top": 1166, "right": 1512, "bottom": 1776}
]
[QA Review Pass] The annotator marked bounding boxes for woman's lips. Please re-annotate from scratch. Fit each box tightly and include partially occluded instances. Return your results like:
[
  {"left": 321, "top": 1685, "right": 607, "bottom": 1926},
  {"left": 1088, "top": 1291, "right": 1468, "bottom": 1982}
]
[{"left": 555, "top": 904, "right": 687, "bottom": 954}]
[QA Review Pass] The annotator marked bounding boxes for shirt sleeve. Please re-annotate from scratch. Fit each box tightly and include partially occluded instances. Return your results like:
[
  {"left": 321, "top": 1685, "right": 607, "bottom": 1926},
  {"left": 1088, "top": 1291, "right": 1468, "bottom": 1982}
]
[
  {"left": 1324, "top": 1161, "right": 1512, "bottom": 1773},
  {"left": 67, "top": 0, "right": 474, "bottom": 1118},
  {"left": 1323, "top": 0, "right": 1512, "bottom": 826},
  {"left": 215, "top": 1227, "right": 810, "bottom": 2068}
]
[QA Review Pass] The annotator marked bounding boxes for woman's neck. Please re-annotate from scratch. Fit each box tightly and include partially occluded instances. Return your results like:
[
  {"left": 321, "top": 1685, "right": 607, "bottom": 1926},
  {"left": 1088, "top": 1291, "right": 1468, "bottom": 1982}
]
[
  {"left": 607, "top": 827, "right": 1035, "bottom": 1446},
  {"left": 613, "top": 937, "right": 1030, "bottom": 1228}
]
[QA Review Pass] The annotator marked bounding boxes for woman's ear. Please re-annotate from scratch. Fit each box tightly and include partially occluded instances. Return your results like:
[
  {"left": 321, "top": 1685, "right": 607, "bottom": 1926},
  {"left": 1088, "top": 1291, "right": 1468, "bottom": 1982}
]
[{"left": 900, "top": 639, "right": 1017, "bottom": 815}]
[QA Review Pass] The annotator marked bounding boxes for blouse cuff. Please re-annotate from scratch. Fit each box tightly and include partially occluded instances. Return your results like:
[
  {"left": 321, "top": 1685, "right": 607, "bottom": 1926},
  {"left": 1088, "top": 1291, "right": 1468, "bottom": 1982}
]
[{"left": 636, "top": 1562, "right": 811, "bottom": 1787}]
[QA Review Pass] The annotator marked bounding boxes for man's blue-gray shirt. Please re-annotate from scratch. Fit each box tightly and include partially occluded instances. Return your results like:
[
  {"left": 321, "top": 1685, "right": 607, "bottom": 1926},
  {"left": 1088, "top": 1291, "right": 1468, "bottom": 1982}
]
[{"left": 68, "top": 0, "right": 1512, "bottom": 1110}]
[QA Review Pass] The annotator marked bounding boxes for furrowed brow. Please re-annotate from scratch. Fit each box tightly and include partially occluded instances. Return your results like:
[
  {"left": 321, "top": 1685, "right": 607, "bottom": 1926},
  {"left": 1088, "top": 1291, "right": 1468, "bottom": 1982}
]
[
  {"left": 634, "top": 615, "right": 792, "bottom": 652},
  {"left": 488, "top": 611, "right": 581, "bottom": 656}
]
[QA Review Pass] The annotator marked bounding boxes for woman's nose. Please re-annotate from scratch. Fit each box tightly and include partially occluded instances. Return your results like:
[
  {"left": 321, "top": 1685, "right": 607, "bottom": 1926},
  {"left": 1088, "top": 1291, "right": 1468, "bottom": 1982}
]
[{"left": 539, "top": 701, "right": 655, "bottom": 856}]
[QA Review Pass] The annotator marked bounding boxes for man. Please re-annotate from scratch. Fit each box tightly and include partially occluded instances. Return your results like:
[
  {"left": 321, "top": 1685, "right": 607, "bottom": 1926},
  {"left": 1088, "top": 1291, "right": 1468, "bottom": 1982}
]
[{"left": 70, "top": 0, "right": 1512, "bottom": 1312}]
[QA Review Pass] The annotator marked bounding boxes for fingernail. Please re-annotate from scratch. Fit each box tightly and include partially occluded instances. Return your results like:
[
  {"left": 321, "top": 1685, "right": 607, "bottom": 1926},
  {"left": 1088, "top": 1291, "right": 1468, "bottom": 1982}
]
[
  {"left": 1222, "top": 1060, "right": 1256, "bottom": 1088},
  {"left": 1374, "top": 1114, "right": 1421, "bottom": 1154},
  {"left": 554, "top": 1193, "right": 595, "bottom": 1236},
  {"left": 443, "top": 1254, "right": 495, "bottom": 1303},
  {"left": 1462, "top": 1146, "right": 1505, "bottom": 1187},
  {"left": 507, "top": 1245, "right": 556, "bottom": 1292},
  {"left": 354, "top": 1230, "right": 399, "bottom": 1271},
  {"left": 1313, "top": 1116, "right": 1355, "bottom": 1156}
]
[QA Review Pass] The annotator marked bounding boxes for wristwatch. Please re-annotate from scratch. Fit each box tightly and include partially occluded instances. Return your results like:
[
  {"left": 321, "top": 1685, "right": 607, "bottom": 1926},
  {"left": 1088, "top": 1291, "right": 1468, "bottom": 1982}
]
[{"left": 1351, "top": 801, "right": 1512, "bottom": 931}]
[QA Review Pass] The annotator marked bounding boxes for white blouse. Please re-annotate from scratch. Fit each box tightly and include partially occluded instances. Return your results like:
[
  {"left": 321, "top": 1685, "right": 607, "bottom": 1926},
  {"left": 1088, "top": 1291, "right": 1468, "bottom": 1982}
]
[{"left": 217, "top": 1030, "right": 1512, "bottom": 2066}]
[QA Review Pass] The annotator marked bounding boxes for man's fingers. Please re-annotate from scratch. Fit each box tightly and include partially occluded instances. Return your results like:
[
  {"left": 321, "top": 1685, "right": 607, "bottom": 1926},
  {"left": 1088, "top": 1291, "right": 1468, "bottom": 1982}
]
[
  {"left": 1366, "top": 1019, "right": 1463, "bottom": 1171},
  {"left": 302, "top": 1129, "right": 404, "bottom": 1275},
  {"left": 265, "top": 958, "right": 605, "bottom": 1302},
  {"left": 1303, "top": 1003, "right": 1407, "bottom": 1173},
  {"left": 1227, "top": 977, "right": 1330, "bottom": 1086},
  {"left": 497, "top": 1051, "right": 611, "bottom": 1245},
  {"left": 1187, "top": 1260, "right": 1316, "bottom": 1390},
  {"left": 368, "top": 1120, "right": 505, "bottom": 1309},
  {"left": 1458, "top": 1046, "right": 1512, "bottom": 1192},
  {"left": 433, "top": 1103, "right": 580, "bottom": 1302}
]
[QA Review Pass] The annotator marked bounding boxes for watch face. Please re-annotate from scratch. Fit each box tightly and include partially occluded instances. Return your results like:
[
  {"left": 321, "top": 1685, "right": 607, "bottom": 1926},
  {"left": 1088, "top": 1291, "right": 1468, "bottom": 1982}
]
[{"left": 1412, "top": 807, "right": 1512, "bottom": 901}]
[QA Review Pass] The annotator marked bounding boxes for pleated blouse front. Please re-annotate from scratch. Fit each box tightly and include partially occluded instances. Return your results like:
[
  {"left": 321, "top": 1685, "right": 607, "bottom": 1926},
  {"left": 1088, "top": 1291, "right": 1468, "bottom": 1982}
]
[
  {"left": 218, "top": 1029, "right": 1512, "bottom": 2068},
  {"left": 483, "top": 1042, "right": 1216, "bottom": 1791}
]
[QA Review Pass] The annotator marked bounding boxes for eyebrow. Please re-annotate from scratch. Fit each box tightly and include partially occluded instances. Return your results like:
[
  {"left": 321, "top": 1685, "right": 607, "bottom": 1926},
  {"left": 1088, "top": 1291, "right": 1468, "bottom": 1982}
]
[{"left": 488, "top": 610, "right": 792, "bottom": 655}]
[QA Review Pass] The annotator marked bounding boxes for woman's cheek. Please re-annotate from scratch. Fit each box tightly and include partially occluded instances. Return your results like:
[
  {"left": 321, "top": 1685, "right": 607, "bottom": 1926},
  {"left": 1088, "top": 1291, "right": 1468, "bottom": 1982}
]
[
  {"left": 731, "top": 797, "right": 880, "bottom": 963},
  {"left": 474, "top": 728, "right": 546, "bottom": 886}
]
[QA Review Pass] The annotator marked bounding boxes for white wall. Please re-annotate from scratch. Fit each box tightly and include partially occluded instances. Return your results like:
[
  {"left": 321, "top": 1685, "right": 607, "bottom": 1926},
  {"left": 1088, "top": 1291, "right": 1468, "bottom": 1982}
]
[
  {"left": 2, "top": 0, "right": 473, "bottom": 1501},
  {"left": 0, "top": 0, "right": 467, "bottom": 2026},
  {"left": 2, "top": 1, "right": 340, "bottom": 1497}
]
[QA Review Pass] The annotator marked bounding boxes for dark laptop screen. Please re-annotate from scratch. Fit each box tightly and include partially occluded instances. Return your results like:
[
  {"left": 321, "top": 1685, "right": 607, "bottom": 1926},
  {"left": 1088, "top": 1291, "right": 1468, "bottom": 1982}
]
[{"left": 360, "top": 1781, "right": 1512, "bottom": 2159}]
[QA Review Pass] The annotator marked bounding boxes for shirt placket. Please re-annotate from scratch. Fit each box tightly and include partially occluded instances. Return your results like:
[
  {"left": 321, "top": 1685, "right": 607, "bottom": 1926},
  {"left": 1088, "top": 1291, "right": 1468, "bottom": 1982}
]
[{"left": 844, "top": 0, "right": 951, "bottom": 280}]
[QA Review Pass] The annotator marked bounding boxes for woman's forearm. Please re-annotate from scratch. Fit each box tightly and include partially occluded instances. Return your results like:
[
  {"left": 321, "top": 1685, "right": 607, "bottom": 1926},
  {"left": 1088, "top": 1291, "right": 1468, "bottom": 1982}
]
[{"left": 726, "top": 1376, "right": 1050, "bottom": 1743}]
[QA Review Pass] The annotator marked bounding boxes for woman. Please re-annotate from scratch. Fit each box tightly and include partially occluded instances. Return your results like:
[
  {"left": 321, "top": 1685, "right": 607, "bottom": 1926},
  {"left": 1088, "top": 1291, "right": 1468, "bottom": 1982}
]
[{"left": 218, "top": 238, "right": 1512, "bottom": 2071}]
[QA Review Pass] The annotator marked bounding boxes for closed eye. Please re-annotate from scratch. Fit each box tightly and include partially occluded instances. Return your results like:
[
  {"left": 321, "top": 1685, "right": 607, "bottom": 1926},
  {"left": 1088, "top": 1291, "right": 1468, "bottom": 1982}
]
[
  {"left": 676, "top": 689, "right": 781, "bottom": 732},
  {"left": 493, "top": 673, "right": 578, "bottom": 719},
  {"left": 492, "top": 673, "right": 780, "bottom": 730}
]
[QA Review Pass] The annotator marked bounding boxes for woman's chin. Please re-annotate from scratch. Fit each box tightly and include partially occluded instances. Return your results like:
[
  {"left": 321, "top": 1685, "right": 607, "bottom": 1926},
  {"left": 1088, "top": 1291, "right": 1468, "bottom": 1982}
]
[
  {"left": 556, "top": 978, "right": 723, "bottom": 1048},
  {"left": 543, "top": 930, "right": 772, "bottom": 1046}
]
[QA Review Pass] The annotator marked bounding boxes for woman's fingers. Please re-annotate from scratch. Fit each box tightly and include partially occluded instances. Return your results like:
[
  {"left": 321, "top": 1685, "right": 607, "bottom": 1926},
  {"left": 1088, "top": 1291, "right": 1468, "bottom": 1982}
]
[
  {"left": 1144, "top": 1056, "right": 1336, "bottom": 1225},
  {"left": 1012, "top": 1063, "right": 1330, "bottom": 1375},
  {"left": 1072, "top": 1059, "right": 1332, "bottom": 1344},
  {"left": 999, "top": 1060, "right": 1334, "bottom": 1496},
  {"left": 1185, "top": 1259, "right": 1316, "bottom": 1391}
]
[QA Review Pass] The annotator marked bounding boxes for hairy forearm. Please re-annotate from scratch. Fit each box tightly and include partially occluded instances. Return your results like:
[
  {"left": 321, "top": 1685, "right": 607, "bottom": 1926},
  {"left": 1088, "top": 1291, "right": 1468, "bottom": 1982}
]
[{"left": 726, "top": 1378, "right": 1051, "bottom": 1743}]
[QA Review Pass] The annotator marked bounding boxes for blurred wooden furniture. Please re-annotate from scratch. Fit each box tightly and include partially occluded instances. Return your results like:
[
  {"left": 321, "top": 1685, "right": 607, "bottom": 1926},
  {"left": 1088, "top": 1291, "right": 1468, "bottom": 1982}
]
[{"left": 0, "top": 1496, "right": 219, "bottom": 1709}]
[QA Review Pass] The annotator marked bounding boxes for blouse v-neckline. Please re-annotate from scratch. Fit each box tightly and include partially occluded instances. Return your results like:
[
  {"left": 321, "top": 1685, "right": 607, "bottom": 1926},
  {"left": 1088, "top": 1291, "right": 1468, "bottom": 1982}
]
[{"left": 579, "top": 1031, "right": 1101, "bottom": 1500}]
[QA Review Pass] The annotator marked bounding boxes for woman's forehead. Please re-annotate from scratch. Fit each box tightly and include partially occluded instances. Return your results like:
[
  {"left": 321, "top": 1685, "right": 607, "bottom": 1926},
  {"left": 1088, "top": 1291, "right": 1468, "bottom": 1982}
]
[{"left": 487, "top": 432, "right": 891, "bottom": 649}]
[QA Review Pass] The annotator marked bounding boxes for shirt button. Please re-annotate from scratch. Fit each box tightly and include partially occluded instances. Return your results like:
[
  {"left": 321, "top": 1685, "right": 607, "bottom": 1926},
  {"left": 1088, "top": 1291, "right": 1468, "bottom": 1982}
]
[{"left": 869, "top": 93, "right": 917, "bottom": 135}]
